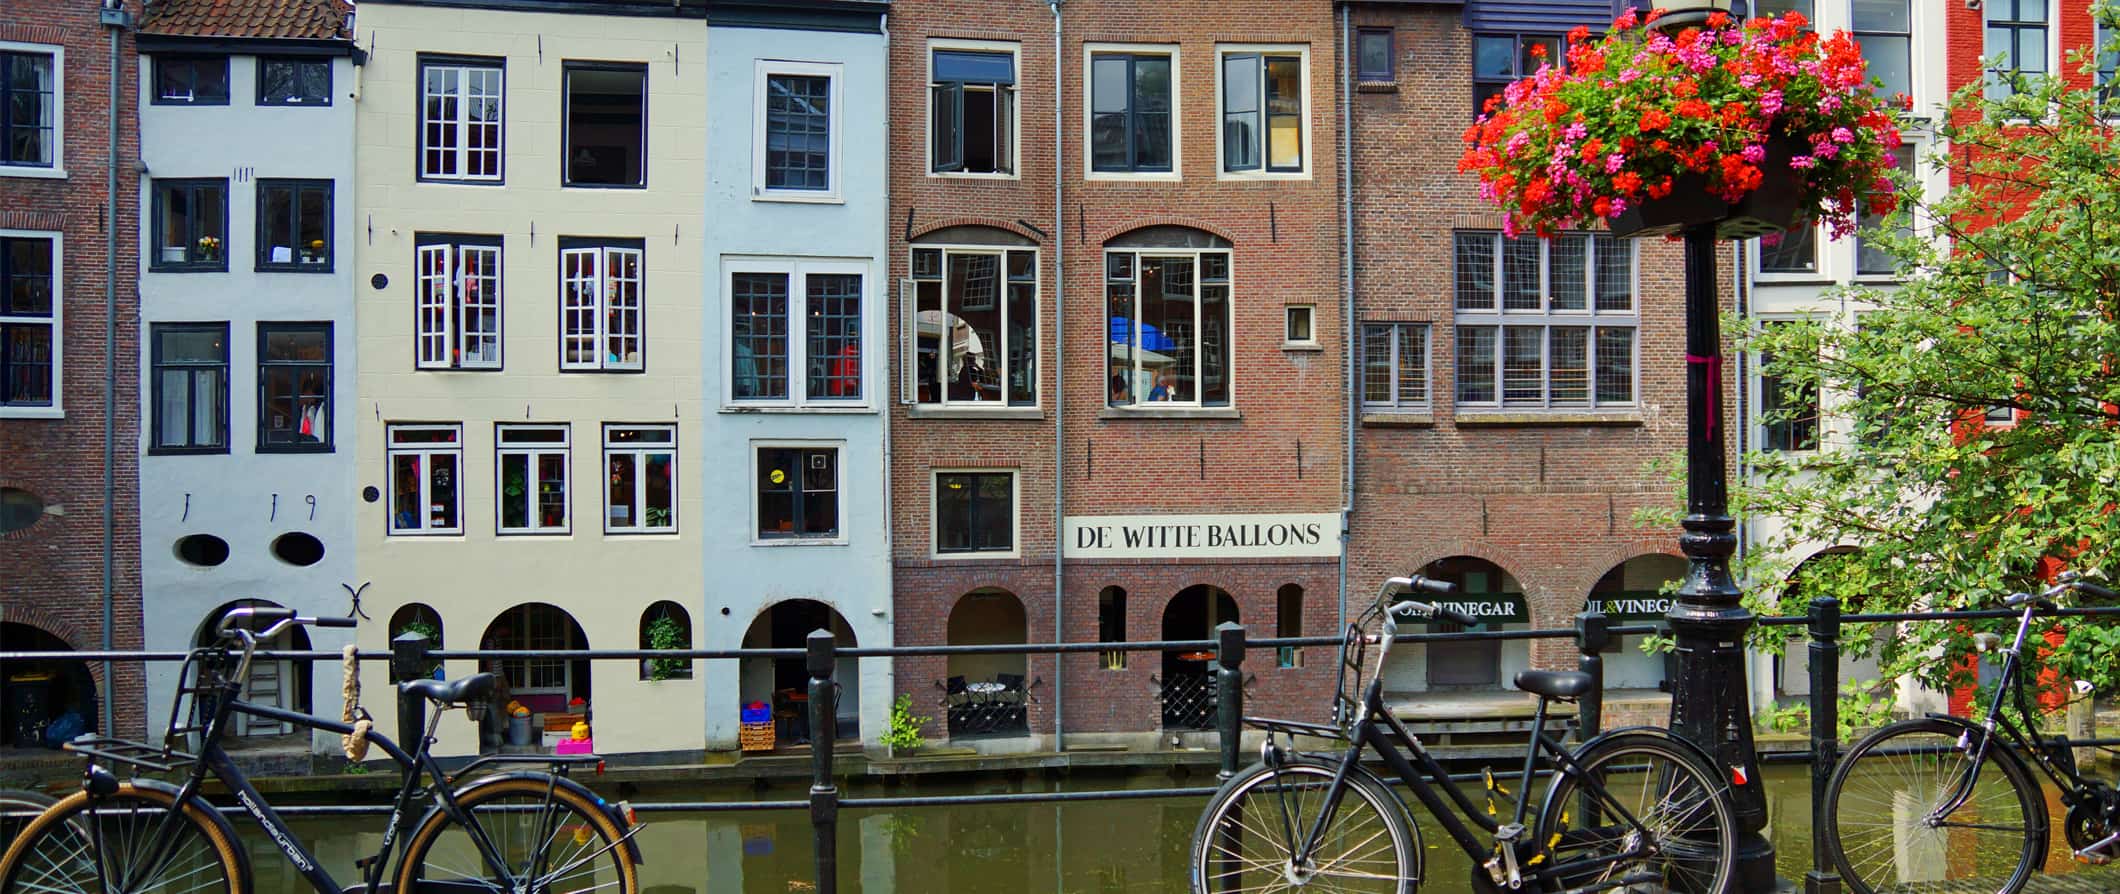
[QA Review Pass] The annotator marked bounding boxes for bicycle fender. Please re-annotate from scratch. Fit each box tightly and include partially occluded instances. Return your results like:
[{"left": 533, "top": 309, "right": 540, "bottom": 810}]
[
  {"left": 426, "top": 771, "right": 646, "bottom": 866},
  {"left": 127, "top": 778, "right": 255, "bottom": 884}
]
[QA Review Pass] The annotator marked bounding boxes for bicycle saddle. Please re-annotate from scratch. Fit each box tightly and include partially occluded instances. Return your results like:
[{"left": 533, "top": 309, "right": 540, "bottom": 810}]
[
  {"left": 1513, "top": 670, "right": 1593, "bottom": 700},
  {"left": 399, "top": 672, "right": 497, "bottom": 705}
]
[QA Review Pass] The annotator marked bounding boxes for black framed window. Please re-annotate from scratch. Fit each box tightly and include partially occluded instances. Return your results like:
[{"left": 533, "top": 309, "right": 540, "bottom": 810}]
[
  {"left": 152, "top": 179, "right": 229, "bottom": 272},
  {"left": 935, "top": 472, "right": 1014, "bottom": 554},
  {"left": 151, "top": 323, "right": 228, "bottom": 453},
  {"left": 0, "top": 49, "right": 58, "bottom": 168},
  {"left": 764, "top": 72, "right": 832, "bottom": 192},
  {"left": 1985, "top": 0, "right": 2048, "bottom": 100},
  {"left": 257, "top": 323, "right": 332, "bottom": 451},
  {"left": 564, "top": 64, "right": 647, "bottom": 187},
  {"left": 1090, "top": 53, "right": 1173, "bottom": 173},
  {"left": 756, "top": 446, "right": 838, "bottom": 540},
  {"left": 153, "top": 56, "right": 229, "bottom": 105},
  {"left": 1356, "top": 28, "right": 1395, "bottom": 82},
  {"left": 258, "top": 57, "right": 331, "bottom": 106},
  {"left": 931, "top": 49, "right": 1016, "bottom": 175},
  {"left": 256, "top": 179, "right": 332, "bottom": 272},
  {"left": 0, "top": 235, "right": 56, "bottom": 409},
  {"left": 1472, "top": 34, "right": 1560, "bottom": 117},
  {"left": 1220, "top": 52, "right": 1304, "bottom": 173},
  {"left": 1453, "top": 231, "right": 1638, "bottom": 409}
]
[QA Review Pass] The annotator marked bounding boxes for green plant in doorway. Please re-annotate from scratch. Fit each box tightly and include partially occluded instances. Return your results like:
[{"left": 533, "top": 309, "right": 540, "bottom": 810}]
[
  {"left": 881, "top": 693, "right": 929, "bottom": 754},
  {"left": 644, "top": 614, "right": 689, "bottom": 681}
]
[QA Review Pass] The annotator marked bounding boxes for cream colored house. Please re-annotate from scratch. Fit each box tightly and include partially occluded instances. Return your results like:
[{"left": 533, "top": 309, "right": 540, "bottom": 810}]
[{"left": 352, "top": 0, "right": 707, "bottom": 758}]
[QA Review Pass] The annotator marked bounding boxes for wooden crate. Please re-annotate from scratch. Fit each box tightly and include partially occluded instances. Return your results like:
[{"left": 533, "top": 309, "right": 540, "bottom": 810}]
[
  {"left": 738, "top": 721, "right": 775, "bottom": 752},
  {"left": 544, "top": 713, "right": 586, "bottom": 734}
]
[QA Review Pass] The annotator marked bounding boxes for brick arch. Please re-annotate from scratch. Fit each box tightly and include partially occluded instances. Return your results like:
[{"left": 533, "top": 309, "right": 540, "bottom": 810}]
[
  {"left": 0, "top": 602, "right": 106, "bottom": 689},
  {"left": 1571, "top": 538, "right": 1689, "bottom": 599},
  {"left": 1395, "top": 540, "right": 1532, "bottom": 590},
  {"left": 908, "top": 217, "right": 1044, "bottom": 244},
  {"left": 1092, "top": 217, "right": 1240, "bottom": 247}
]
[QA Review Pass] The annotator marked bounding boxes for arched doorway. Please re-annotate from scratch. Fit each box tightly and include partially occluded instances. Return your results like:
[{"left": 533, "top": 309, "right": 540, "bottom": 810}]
[
  {"left": 196, "top": 600, "right": 314, "bottom": 737},
  {"left": 944, "top": 589, "right": 1029, "bottom": 738},
  {"left": 741, "top": 600, "right": 860, "bottom": 748},
  {"left": 1417, "top": 558, "right": 1525, "bottom": 690},
  {"left": 1160, "top": 585, "right": 1237, "bottom": 729},
  {"left": 1588, "top": 555, "right": 1685, "bottom": 691},
  {"left": 1773, "top": 548, "right": 1883, "bottom": 701},
  {"left": 478, "top": 604, "right": 590, "bottom": 754},
  {"left": 0, "top": 624, "right": 96, "bottom": 750},
  {"left": 388, "top": 603, "right": 444, "bottom": 680}
]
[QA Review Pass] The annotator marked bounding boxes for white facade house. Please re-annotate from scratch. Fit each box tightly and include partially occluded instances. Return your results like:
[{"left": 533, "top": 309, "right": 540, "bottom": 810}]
[{"left": 135, "top": 6, "right": 361, "bottom": 757}]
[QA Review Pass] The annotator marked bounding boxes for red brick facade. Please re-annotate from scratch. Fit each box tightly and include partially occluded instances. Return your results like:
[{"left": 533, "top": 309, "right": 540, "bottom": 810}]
[{"left": 0, "top": 2, "right": 145, "bottom": 738}]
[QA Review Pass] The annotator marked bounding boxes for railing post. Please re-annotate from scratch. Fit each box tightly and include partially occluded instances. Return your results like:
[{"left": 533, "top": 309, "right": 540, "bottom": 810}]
[
  {"left": 1806, "top": 597, "right": 1842, "bottom": 894},
  {"left": 806, "top": 629, "right": 839, "bottom": 894},
  {"left": 1574, "top": 610, "right": 1609, "bottom": 743},
  {"left": 1216, "top": 622, "right": 1246, "bottom": 781},
  {"left": 389, "top": 631, "right": 429, "bottom": 748}
]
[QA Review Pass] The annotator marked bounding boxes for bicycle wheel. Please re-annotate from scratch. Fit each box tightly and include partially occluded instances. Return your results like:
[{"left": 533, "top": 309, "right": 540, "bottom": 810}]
[
  {"left": 1535, "top": 729, "right": 1737, "bottom": 894},
  {"left": 1822, "top": 718, "right": 2044, "bottom": 894},
  {"left": 395, "top": 774, "right": 638, "bottom": 894},
  {"left": 0, "top": 791, "right": 56, "bottom": 855},
  {"left": 0, "top": 781, "right": 246, "bottom": 894},
  {"left": 1189, "top": 756, "right": 1419, "bottom": 894}
]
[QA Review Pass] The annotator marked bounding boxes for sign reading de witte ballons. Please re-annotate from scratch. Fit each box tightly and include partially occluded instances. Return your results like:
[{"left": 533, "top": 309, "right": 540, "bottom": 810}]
[{"left": 1062, "top": 513, "right": 1342, "bottom": 560}]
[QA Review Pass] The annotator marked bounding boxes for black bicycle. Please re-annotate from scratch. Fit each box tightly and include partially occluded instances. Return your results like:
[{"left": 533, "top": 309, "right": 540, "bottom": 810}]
[
  {"left": 1189, "top": 575, "right": 1738, "bottom": 893},
  {"left": 1820, "top": 571, "right": 2120, "bottom": 894},
  {"left": 0, "top": 606, "right": 644, "bottom": 894}
]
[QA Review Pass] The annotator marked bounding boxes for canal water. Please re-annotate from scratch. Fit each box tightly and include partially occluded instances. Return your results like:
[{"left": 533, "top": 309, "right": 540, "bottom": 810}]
[{"left": 247, "top": 764, "right": 2115, "bottom": 893}]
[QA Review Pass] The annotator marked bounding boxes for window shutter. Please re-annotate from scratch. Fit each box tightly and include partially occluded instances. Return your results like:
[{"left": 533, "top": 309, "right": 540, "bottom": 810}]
[
  {"left": 932, "top": 83, "right": 963, "bottom": 172},
  {"left": 996, "top": 86, "right": 1015, "bottom": 176},
  {"left": 899, "top": 277, "right": 917, "bottom": 403}
]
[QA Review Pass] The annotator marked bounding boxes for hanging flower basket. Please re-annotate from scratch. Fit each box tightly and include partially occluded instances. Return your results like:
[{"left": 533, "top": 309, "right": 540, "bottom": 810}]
[{"left": 1459, "top": 8, "right": 1904, "bottom": 241}]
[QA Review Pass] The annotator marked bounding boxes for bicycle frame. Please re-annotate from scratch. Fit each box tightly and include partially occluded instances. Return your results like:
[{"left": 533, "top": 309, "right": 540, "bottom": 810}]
[{"left": 1935, "top": 600, "right": 2102, "bottom": 822}]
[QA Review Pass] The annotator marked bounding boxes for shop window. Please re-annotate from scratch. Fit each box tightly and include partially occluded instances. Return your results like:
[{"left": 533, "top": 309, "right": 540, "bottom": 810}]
[
  {"left": 0, "top": 47, "right": 58, "bottom": 169},
  {"left": 151, "top": 323, "right": 228, "bottom": 453},
  {"left": 1284, "top": 305, "right": 1315, "bottom": 346},
  {"left": 560, "top": 240, "right": 644, "bottom": 371},
  {"left": 1107, "top": 246, "right": 1232, "bottom": 407},
  {"left": 563, "top": 64, "right": 647, "bottom": 187},
  {"left": 756, "top": 62, "right": 838, "bottom": 199},
  {"left": 605, "top": 425, "right": 676, "bottom": 534},
  {"left": 256, "top": 179, "right": 332, "bottom": 272},
  {"left": 1356, "top": 29, "right": 1394, "bottom": 82},
  {"left": 152, "top": 179, "right": 229, "bottom": 272},
  {"left": 907, "top": 246, "right": 1037, "bottom": 407},
  {"left": 1453, "top": 231, "right": 1636, "bottom": 409},
  {"left": 1219, "top": 48, "right": 1305, "bottom": 174},
  {"left": 935, "top": 471, "right": 1014, "bottom": 555},
  {"left": 728, "top": 262, "right": 864, "bottom": 404},
  {"left": 153, "top": 56, "right": 228, "bottom": 105},
  {"left": 419, "top": 57, "right": 505, "bottom": 182},
  {"left": 639, "top": 601, "right": 693, "bottom": 680},
  {"left": 1089, "top": 50, "right": 1174, "bottom": 174},
  {"left": 756, "top": 445, "right": 838, "bottom": 541},
  {"left": 1360, "top": 323, "right": 1429, "bottom": 412},
  {"left": 415, "top": 235, "right": 502, "bottom": 370},
  {"left": 1471, "top": 34, "right": 1559, "bottom": 116},
  {"left": 931, "top": 46, "right": 1017, "bottom": 175},
  {"left": 270, "top": 532, "right": 325, "bottom": 567},
  {"left": 1277, "top": 584, "right": 1303, "bottom": 668},
  {"left": 1099, "top": 586, "right": 1127, "bottom": 670},
  {"left": 1759, "top": 321, "right": 1819, "bottom": 451},
  {"left": 1985, "top": 0, "right": 2048, "bottom": 100},
  {"left": 173, "top": 533, "right": 230, "bottom": 567},
  {"left": 0, "top": 488, "right": 44, "bottom": 535},
  {"left": 497, "top": 424, "right": 569, "bottom": 535},
  {"left": 259, "top": 57, "right": 331, "bottom": 106},
  {"left": 2, "top": 234, "right": 58, "bottom": 411},
  {"left": 387, "top": 424, "right": 462, "bottom": 536},
  {"left": 257, "top": 323, "right": 332, "bottom": 451}
]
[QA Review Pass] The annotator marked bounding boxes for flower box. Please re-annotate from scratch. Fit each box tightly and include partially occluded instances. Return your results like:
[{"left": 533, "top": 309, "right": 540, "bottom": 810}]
[{"left": 1607, "top": 136, "right": 1808, "bottom": 240}]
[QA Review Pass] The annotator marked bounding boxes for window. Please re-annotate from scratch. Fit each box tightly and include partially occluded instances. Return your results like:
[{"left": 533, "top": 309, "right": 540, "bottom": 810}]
[
  {"left": 1107, "top": 248, "right": 1232, "bottom": 407},
  {"left": 387, "top": 424, "right": 461, "bottom": 535},
  {"left": 415, "top": 235, "right": 503, "bottom": 370},
  {"left": 1453, "top": 231, "right": 1637, "bottom": 409},
  {"left": 1098, "top": 587, "right": 1127, "bottom": 670},
  {"left": 496, "top": 424, "right": 568, "bottom": 535},
  {"left": 1356, "top": 29, "right": 1394, "bottom": 82},
  {"left": 1852, "top": 0, "right": 1911, "bottom": 101},
  {"left": 151, "top": 323, "right": 228, "bottom": 453},
  {"left": 756, "top": 445, "right": 838, "bottom": 541},
  {"left": 1089, "top": 50, "right": 1174, "bottom": 174},
  {"left": 1473, "top": 34, "right": 1560, "bottom": 116},
  {"left": 1757, "top": 225, "right": 1818, "bottom": 276},
  {"left": 153, "top": 56, "right": 228, "bottom": 105},
  {"left": 258, "top": 57, "right": 330, "bottom": 106},
  {"left": 488, "top": 604, "right": 571, "bottom": 695},
  {"left": 2098, "top": 13, "right": 2117, "bottom": 101},
  {"left": 152, "top": 179, "right": 229, "bottom": 272},
  {"left": 1220, "top": 48, "right": 1306, "bottom": 174},
  {"left": 1736, "top": 0, "right": 1814, "bottom": 16},
  {"left": 931, "top": 46, "right": 1016, "bottom": 175},
  {"left": 1985, "top": 0, "right": 2048, "bottom": 100},
  {"left": 258, "top": 323, "right": 332, "bottom": 450},
  {"left": 1855, "top": 147, "right": 1915, "bottom": 276},
  {"left": 255, "top": 180, "right": 332, "bottom": 272},
  {"left": 1284, "top": 306, "right": 1315, "bottom": 345},
  {"left": 756, "top": 62, "right": 839, "bottom": 199},
  {"left": 729, "top": 262, "right": 865, "bottom": 404},
  {"left": 935, "top": 471, "right": 1014, "bottom": 555},
  {"left": 0, "top": 234, "right": 56, "bottom": 411},
  {"left": 1277, "top": 584, "right": 1304, "bottom": 668},
  {"left": 0, "top": 488, "right": 44, "bottom": 535},
  {"left": 564, "top": 64, "right": 647, "bottom": 188},
  {"left": 1759, "top": 322, "right": 1818, "bottom": 451},
  {"left": 1360, "top": 323, "right": 1430, "bottom": 411},
  {"left": 908, "top": 247, "right": 1037, "bottom": 407},
  {"left": 560, "top": 240, "right": 644, "bottom": 371},
  {"left": 605, "top": 425, "right": 676, "bottom": 534},
  {"left": 418, "top": 57, "right": 504, "bottom": 182},
  {"left": 0, "top": 46, "right": 58, "bottom": 169}
]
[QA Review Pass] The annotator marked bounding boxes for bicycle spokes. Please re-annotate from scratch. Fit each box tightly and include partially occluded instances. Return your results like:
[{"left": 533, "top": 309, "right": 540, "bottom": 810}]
[{"left": 414, "top": 794, "right": 626, "bottom": 894}]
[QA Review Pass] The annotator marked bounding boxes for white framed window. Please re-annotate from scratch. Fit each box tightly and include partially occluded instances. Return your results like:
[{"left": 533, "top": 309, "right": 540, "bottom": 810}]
[
  {"left": 753, "top": 60, "right": 841, "bottom": 202},
  {"left": 929, "top": 40, "right": 1018, "bottom": 177},
  {"left": 418, "top": 57, "right": 504, "bottom": 182},
  {"left": 754, "top": 442, "right": 842, "bottom": 543},
  {"left": 1754, "top": 319, "right": 1820, "bottom": 452},
  {"left": 1851, "top": 0, "right": 1912, "bottom": 102},
  {"left": 905, "top": 245, "right": 1039, "bottom": 408},
  {"left": 559, "top": 240, "right": 644, "bottom": 372},
  {"left": 604, "top": 424, "right": 676, "bottom": 534},
  {"left": 0, "top": 231, "right": 60, "bottom": 417},
  {"left": 727, "top": 259, "right": 867, "bottom": 407},
  {"left": 1216, "top": 45, "right": 1310, "bottom": 177},
  {"left": 489, "top": 604, "right": 572, "bottom": 696},
  {"left": 0, "top": 43, "right": 62, "bottom": 176},
  {"left": 414, "top": 235, "right": 503, "bottom": 370},
  {"left": 932, "top": 470, "right": 1018, "bottom": 558},
  {"left": 1106, "top": 246, "right": 1233, "bottom": 408},
  {"left": 1360, "top": 322, "right": 1430, "bottom": 411},
  {"left": 1754, "top": 225, "right": 1823, "bottom": 280},
  {"left": 1854, "top": 146, "right": 1918, "bottom": 279},
  {"left": 1084, "top": 44, "right": 1179, "bottom": 179},
  {"left": 1284, "top": 305, "right": 1316, "bottom": 346},
  {"left": 387, "top": 423, "right": 463, "bottom": 536},
  {"left": 496, "top": 424, "right": 569, "bottom": 535},
  {"left": 1453, "top": 231, "right": 1638, "bottom": 409}
]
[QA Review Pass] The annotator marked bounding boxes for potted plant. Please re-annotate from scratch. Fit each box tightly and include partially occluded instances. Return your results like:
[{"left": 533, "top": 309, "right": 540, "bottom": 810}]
[
  {"left": 1458, "top": 7, "right": 1903, "bottom": 240},
  {"left": 195, "top": 235, "right": 222, "bottom": 261},
  {"left": 643, "top": 614, "right": 688, "bottom": 681}
]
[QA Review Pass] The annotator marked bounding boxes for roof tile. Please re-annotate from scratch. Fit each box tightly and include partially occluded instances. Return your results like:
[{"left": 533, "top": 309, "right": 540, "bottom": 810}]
[{"left": 139, "top": 0, "right": 354, "bottom": 42}]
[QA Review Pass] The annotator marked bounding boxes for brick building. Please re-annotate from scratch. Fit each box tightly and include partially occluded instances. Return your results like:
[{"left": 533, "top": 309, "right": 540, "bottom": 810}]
[
  {"left": 0, "top": 0, "right": 144, "bottom": 746},
  {"left": 888, "top": 0, "right": 1349, "bottom": 750}
]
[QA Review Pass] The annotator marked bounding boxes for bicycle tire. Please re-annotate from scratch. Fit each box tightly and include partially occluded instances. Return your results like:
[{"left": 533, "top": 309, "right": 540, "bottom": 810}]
[
  {"left": 1534, "top": 729, "right": 1737, "bottom": 894},
  {"left": 1189, "top": 756, "right": 1420, "bottom": 894},
  {"left": 394, "top": 773, "right": 639, "bottom": 894},
  {"left": 0, "top": 780, "right": 247, "bottom": 894},
  {"left": 1822, "top": 717, "right": 2045, "bottom": 894},
  {"left": 0, "top": 790, "right": 56, "bottom": 851}
]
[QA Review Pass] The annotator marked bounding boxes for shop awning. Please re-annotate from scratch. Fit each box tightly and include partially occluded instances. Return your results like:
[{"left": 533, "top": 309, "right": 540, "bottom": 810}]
[
  {"left": 1584, "top": 591, "right": 1676, "bottom": 622},
  {"left": 1427, "top": 592, "right": 1528, "bottom": 627}
]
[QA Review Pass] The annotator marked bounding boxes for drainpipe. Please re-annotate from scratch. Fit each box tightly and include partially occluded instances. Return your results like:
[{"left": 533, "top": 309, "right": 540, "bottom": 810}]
[
  {"left": 1336, "top": 5, "right": 1355, "bottom": 634},
  {"left": 1048, "top": 0, "right": 1065, "bottom": 753},
  {"left": 100, "top": 0, "right": 131, "bottom": 738},
  {"left": 877, "top": 7, "right": 893, "bottom": 751}
]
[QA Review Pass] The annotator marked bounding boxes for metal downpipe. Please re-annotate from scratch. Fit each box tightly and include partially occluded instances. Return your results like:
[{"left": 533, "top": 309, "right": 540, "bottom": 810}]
[
  {"left": 1336, "top": 4, "right": 1355, "bottom": 634},
  {"left": 1048, "top": 0, "right": 1065, "bottom": 752}
]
